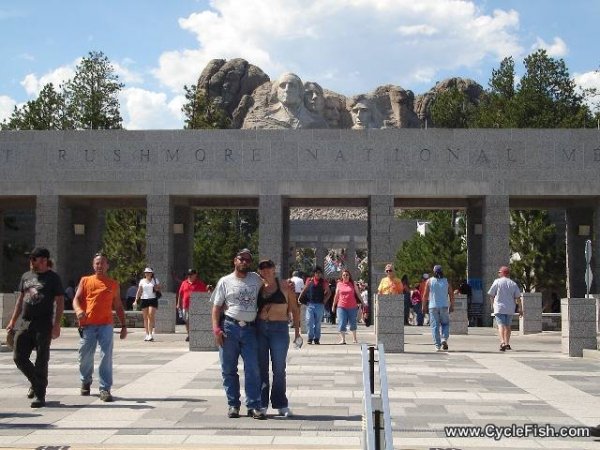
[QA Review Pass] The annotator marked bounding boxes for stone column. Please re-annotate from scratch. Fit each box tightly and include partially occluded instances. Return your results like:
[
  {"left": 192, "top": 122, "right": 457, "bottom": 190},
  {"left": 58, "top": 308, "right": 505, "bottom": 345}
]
[
  {"left": 451, "top": 294, "right": 468, "bottom": 334},
  {"left": 69, "top": 205, "right": 105, "bottom": 284},
  {"left": 0, "top": 209, "right": 3, "bottom": 289},
  {"left": 154, "top": 292, "right": 176, "bottom": 334},
  {"left": 520, "top": 292, "right": 542, "bottom": 334},
  {"left": 346, "top": 239, "right": 358, "bottom": 280},
  {"left": 146, "top": 195, "right": 174, "bottom": 291},
  {"left": 173, "top": 206, "right": 194, "bottom": 278},
  {"left": 466, "top": 200, "right": 484, "bottom": 325},
  {"left": 35, "top": 195, "right": 69, "bottom": 277},
  {"left": 561, "top": 298, "right": 597, "bottom": 357},
  {"left": 593, "top": 202, "right": 600, "bottom": 294},
  {"left": 566, "top": 208, "right": 593, "bottom": 298},
  {"left": 481, "top": 196, "right": 510, "bottom": 325},
  {"left": 375, "top": 294, "right": 403, "bottom": 353},
  {"left": 189, "top": 292, "right": 217, "bottom": 351},
  {"left": 368, "top": 195, "right": 396, "bottom": 307},
  {"left": 315, "top": 247, "right": 328, "bottom": 271},
  {"left": 258, "top": 195, "right": 289, "bottom": 277}
]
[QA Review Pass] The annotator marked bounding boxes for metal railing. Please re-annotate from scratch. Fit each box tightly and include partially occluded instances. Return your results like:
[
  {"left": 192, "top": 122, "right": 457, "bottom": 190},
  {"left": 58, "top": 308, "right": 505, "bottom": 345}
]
[{"left": 361, "top": 343, "right": 394, "bottom": 450}]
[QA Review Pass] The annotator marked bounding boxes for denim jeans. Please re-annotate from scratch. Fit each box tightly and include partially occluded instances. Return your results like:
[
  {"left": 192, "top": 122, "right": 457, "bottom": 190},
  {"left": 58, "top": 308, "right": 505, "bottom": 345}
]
[
  {"left": 219, "top": 319, "right": 261, "bottom": 410},
  {"left": 429, "top": 307, "right": 450, "bottom": 347},
  {"left": 336, "top": 307, "right": 358, "bottom": 332},
  {"left": 306, "top": 302, "right": 324, "bottom": 341},
  {"left": 13, "top": 323, "right": 52, "bottom": 398},
  {"left": 257, "top": 320, "right": 290, "bottom": 409},
  {"left": 79, "top": 324, "right": 114, "bottom": 391},
  {"left": 413, "top": 302, "right": 424, "bottom": 326}
]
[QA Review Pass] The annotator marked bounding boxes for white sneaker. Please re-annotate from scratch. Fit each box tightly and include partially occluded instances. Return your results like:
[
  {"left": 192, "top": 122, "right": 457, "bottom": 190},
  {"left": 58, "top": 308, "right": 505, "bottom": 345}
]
[
  {"left": 278, "top": 407, "right": 292, "bottom": 417},
  {"left": 144, "top": 335, "right": 150, "bottom": 341}
]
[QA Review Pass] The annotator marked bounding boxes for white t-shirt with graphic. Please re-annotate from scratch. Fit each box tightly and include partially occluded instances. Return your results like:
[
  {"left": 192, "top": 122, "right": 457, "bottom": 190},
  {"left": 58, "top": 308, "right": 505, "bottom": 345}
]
[
  {"left": 139, "top": 277, "right": 160, "bottom": 299},
  {"left": 211, "top": 271, "right": 262, "bottom": 322}
]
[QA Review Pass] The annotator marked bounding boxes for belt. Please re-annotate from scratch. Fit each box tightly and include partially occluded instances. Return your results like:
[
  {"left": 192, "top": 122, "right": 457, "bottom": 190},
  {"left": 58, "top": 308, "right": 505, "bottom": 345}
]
[{"left": 224, "top": 315, "right": 255, "bottom": 327}]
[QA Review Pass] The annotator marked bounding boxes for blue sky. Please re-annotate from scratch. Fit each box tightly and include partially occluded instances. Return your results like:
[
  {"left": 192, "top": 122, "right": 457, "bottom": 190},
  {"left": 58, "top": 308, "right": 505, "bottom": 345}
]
[{"left": 1, "top": 0, "right": 598, "bottom": 129}]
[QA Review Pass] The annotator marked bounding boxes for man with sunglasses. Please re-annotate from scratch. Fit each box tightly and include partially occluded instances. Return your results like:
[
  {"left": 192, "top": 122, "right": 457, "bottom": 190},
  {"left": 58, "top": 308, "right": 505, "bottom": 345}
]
[
  {"left": 211, "top": 249, "right": 266, "bottom": 420},
  {"left": 6, "top": 247, "right": 64, "bottom": 408}
]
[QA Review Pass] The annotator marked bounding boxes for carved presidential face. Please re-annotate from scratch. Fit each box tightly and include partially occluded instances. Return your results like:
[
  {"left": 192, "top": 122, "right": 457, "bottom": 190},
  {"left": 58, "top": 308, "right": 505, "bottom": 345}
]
[
  {"left": 304, "top": 82, "right": 324, "bottom": 114},
  {"left": 276, "top": 74, "right": 303, "bottom": 108},
  {"left": 351, "top": 102, "right": 372, "bottom": 129},
  {"left": 222, "top": 70, "right": 242, "bottom": 105},
  {"left": 324, "top": 97, "right": 342, "bottom": 127}
]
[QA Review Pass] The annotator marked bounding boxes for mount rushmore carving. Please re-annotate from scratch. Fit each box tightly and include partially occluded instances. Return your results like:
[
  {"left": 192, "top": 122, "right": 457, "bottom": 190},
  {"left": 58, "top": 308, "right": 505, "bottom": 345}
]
[{"left": 196, "top": 58, "right": 483, "bottom": 130}]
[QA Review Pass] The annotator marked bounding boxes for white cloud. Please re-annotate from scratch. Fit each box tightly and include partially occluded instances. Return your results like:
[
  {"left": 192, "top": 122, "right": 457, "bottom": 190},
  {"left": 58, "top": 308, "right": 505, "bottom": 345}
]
[
  {"left": 120, "top": 87, "right": 184, "bottom": 129},
  {"left": 153, "top": 0, "right": 523, "bottom": 94},
  {"left": 574, "top": 70, "right": 600, "bottom": 112},
  {"left": 532, "top": 36, "right": 568, "bottom": 58},
  {"left": 113, "top": 61, "right": 144, "bottom": 85},
  {"left": 0, "top": 95, "right": 17, "bottom": 122},
  {"left": 21, "top": 65, "right": 75, "bottom": 96}
]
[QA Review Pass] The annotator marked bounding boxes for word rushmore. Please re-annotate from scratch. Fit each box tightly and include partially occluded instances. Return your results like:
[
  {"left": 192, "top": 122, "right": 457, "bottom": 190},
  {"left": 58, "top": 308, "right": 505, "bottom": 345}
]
[{"left": 196, "top": 58, "right": 483, "bottom": 131}]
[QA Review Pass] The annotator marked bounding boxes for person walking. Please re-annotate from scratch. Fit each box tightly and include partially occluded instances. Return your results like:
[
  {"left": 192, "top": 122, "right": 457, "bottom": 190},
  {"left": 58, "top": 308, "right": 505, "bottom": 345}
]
[
  {"left": 289, "top": 270, "right": 305, "bottom": 301},
  {"left": 211, "top": 249, "right": 266, "bottom": 420},
  {"left": 377, "top": 264, "right": 403, "bottom": 295},
  {"left": 177, "top": 269, "right": 208, "bottom": 342},
  {"left": 297, "top": 266, "right": 331, "bottom": 345},
  {"left": 410, "top": 283, "right": 424, "bottom": 326},
  {"left": 422, "top": 265, "right": 454, "bottom": 351},
  {"left": 6, "top": 247, "right": 64, "bottom": 408},
  {"left": 256, "top": 259, "right": 300, "bottom": 417},
  {"left": 73, "top": 252, "right": 127, "bottom": 402},
  {"left": 488, "top": 266, "right": 523, "bottom": 351},
  {"left": 134, "top": 267, "right": 161, "bottom": 341},
  {"left": 331, "top": 269, "right": 362, "bottom": 344},
  {"left": 401, "top": 274, "right": 412, "bottom": 325}
]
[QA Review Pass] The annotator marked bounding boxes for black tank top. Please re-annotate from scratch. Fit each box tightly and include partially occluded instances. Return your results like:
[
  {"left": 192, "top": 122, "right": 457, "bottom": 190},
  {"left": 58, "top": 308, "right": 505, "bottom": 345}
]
[{"left": 258, "top": 278, "right": 287, "bottom": 311}]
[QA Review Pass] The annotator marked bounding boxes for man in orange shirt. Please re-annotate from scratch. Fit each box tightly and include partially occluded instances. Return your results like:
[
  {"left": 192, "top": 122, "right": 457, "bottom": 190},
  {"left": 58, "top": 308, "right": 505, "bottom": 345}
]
[
  {"left": 177, "top": 268, "right": 208, "bottom": 342},
  {"left": 73, "top": 252, "right": 127, "bottom": 402}
]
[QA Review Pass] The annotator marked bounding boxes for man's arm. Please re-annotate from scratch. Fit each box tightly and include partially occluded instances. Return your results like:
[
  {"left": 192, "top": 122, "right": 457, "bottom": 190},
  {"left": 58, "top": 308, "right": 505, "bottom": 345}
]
[
  {"left": 112, "top": 284, "right": 127, "bottom": 339},
  {"left": 212, "top": 303, "right": 225, "bottom": 347},
  {"left": 422, "top": 280, "right": 430, "bottom": 310},
  {"left": 448, "top": 282, "right": 454, "bottom": 313},
  {"left": 6, "top": 292, "right": 24, "bottom": 331},
  {"left": 72, "top": 280, "right": 86, "bottom": 322},
  {"left": 52, "top": 294, "right": 64, "bottom": 339}
]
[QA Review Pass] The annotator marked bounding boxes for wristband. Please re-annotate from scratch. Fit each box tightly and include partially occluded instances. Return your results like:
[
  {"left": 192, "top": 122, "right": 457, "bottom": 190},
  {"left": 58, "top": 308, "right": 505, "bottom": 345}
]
[{"left": 213, "top": 326, "right": 223, "bottom": 336}]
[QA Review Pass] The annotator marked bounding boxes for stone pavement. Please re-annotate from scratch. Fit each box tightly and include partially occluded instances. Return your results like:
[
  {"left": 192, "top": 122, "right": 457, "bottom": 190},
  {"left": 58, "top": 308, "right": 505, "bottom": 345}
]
[{"left": 0, "top": 324, "right": 599, "bottom": 450}]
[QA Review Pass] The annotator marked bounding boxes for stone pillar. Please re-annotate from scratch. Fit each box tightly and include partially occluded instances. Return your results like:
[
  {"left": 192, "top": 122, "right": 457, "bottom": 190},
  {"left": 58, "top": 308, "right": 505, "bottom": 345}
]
[
  {"left": 482, "top": 196, "right": 510, "bottom": 325},
  {"left": 520, "top": 292, "right": 542, "bottom": 334},
  {"left": 346, "top": 240, "right": 358, "bottom": 280},
  {"left": 368, "top": 196, "right": 396, "bottom": 313},
  {"left": 466, "top": 200, "right": 484, "bottom": 325},
  {"left": 315, "top": 247, "right": 328, "bottom": 271},
  {"left": 0, "top": 209, "right": 3, "bottom": 288},
  {"left": 154, "top": 292, "right": 176, "bottom": 334},
  {"left": 375, "top": 294, "right": 403, "bottom": 353},
  {"left": 593, "top": 203, "right": 600, "bottom": 294},
  {"left": 451, "top": 294, "right": 468, "bottom": 334},
  {"left": 258, "top": 195, "right": 289, "bottom": 277},
  {"left": 0, "top": 292, "right": 17, "bottom": 328},
  {"left": 561, "top": 298, "right": 597, "bottom": 357},
  {"left": 146, "top": 195, "right": 174, "bottom": 291},
  {"left": 35, "top": 195, "right": 69, "bottom": 277},
  {"left": 566, "top": 208, "right": 593, "bottom": 298},
  {"left": 173, "top": 206, "right": 194, "bottom": 278},
  {"left": 69, "top": 205, "right": 105, "bottom": 284},
  {"left": 189, "top": 292, "right": 217, "bottom": 351}
]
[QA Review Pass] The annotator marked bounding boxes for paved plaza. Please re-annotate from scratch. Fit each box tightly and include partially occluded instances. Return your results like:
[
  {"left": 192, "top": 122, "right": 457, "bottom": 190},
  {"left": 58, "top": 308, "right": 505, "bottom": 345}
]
[{"left": 0, "top": 324, "right": 599, "bottom": 450}]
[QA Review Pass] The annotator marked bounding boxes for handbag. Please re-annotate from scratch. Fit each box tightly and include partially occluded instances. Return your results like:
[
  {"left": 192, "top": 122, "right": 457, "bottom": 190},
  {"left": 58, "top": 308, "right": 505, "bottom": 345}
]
[{"left": 155, "top": 290, "right": 162, "bottom": 299}]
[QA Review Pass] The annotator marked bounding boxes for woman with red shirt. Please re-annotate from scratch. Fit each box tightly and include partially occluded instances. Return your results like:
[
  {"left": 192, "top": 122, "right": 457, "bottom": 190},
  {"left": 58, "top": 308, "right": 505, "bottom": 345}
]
[{"left": 331, "top": 269, "right": 362, "bottom": 344}]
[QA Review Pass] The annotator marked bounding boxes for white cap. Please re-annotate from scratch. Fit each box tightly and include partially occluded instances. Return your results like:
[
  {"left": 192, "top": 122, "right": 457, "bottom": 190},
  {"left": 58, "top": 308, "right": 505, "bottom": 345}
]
[
  {"left": 143, "top": 267, "right": 153, "bottom": 273},
  {"left": 422, "top": 273, "right": 429, "bottom": 279}
]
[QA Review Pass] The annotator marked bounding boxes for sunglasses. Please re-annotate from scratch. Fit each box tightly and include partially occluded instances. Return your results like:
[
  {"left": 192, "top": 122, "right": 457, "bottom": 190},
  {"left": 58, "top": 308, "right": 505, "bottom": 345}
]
[{"left": 385, "top": 270, "right": 392, "bottom": 273}]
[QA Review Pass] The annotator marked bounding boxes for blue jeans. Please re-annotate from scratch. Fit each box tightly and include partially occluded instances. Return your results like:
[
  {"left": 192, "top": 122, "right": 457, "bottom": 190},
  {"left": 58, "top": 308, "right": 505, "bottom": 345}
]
[
  {"left": 337, "top": 307, "right": 358, "bottom": 332},
  {"left": 79, "top": 324, "right": 114, "bottom": 391},
  {"left": 257, "top": 320, "right": 290, "bottom": 409},
  {"left": 413, "top": 302, "right": 424, "bottom": 326},
  {"left": 429, "top": 307, "right": 450, "bottom": 347},
  {"left": 306, "top": 303, "right": 325, "bottom": 341},
  {"left": 219, "top": 319, "right": 261, "bottom": 410}
]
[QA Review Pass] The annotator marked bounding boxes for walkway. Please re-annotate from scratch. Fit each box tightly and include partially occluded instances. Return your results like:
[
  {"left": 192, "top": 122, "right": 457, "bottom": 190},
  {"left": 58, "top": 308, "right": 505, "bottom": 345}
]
[{"left": 1, "top": 324, "right": 599, "bottom": 449}]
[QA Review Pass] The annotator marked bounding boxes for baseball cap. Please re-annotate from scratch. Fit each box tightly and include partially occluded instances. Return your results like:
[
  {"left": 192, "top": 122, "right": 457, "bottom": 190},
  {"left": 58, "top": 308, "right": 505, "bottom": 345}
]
[
  {"left": 258, "top": 259, "right": 275, "bottom": 270},
  {"left": 143, "top": 267, "right": 153, "bottom": 273},
  {"left": 187, "top": 268, "right": 197, "bottom": 275},
  {"left": 29, "top": 247, "right": 50, "bottom": 259},
  {"left": 422, "top": 273, "right": 430, "bottom": 279},
  {"left": 236, "top": 248, "right": 253, "bottom": 260},
  {"left": 433, "top": 265, "right": 442, "bottom": 274}
]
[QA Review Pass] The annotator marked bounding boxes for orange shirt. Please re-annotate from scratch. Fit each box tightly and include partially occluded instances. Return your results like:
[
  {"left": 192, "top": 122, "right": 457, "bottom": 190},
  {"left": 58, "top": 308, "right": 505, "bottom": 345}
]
[
  {"left": 377, "top": 276, "right": 403, "bottom": 295},
  {"left": 79, "top": 274, "right": 119, "bottom": 326}
]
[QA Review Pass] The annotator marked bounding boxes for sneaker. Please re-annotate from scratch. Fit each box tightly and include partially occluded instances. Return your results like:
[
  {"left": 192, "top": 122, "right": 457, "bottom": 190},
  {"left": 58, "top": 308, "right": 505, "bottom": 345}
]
[
  {"left": 505, "top": 344, "right": 512, "bottom": 350},
  {"left": 248, "top": 408, "right": 267, "bottom": 420},
  {"left": 149, "top": 335, "right": 154, "bottom": 342},
  {"left": 308, "top": 340, "right": 313, "bottom": 345},
  {"left": 227, "top": 406, "right": 240, "bottom": 418},
  {"left": 185, "top": 336, "right": 190, "bottom": 342},
  {"left": 278, "top": 407, "right": 292, "bottom": 417},
  {"left": 441, "top": 340, "right": 448, "bottom": 351},
  {"left": 314, "top": 340, "right": 320, "bottom": 345},
  {"left": 80, "top": 382, "right": 91, "bottom": 396},
  {"left": 144, "top": 335, "right": 150, "bottom": 341},
  {"left": 99, "top": 390, "right": 113, "bottom": 402},
  {"left": 435, "top": 345, "right": 442, "bottom": 352},
  {"left": 500, "top": 344, "right": 506, "bottom": 352},
  {"left": 30, "top": 396, "right": 45, "bottom": 408},
  {"left": 27, "top": 387, "right": 35, "bottom": 399}
]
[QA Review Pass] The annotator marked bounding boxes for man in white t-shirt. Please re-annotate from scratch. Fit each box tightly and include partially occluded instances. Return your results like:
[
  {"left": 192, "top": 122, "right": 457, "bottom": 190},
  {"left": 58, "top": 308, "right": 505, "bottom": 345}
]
[
  {"left": 487, "top": 266, "right": 522, "bottom": 352},
  {"left": 289, "top": 271, "right": 304, "bottom": 300}
]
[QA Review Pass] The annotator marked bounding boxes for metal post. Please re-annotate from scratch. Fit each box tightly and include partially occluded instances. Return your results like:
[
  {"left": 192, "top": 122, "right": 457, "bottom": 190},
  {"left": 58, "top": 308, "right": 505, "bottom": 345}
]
[
  {"left": 374, "top": 409, "right": 382, "bottom": 450},
  {"left": 369, "top": 345, "right": 375, "bottom": 394}
]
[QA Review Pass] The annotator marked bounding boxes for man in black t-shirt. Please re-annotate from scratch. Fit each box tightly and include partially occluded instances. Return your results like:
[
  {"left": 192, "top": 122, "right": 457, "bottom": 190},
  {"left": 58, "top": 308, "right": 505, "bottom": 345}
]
[{"left": 6, "top": 247, "right": 64, "bottom": 408}]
